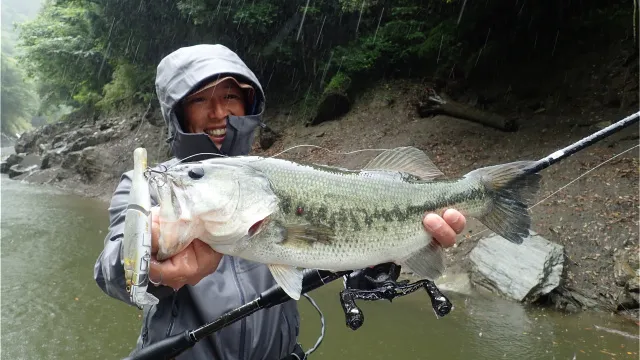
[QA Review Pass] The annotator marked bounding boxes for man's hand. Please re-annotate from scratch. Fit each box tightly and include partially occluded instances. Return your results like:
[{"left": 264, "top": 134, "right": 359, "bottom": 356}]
[
  {"left": 148, "top": 206, "right": 222, "bottom": 290},
  {"left": 423, "top": 209, "right": 466, "bottom": 248}
]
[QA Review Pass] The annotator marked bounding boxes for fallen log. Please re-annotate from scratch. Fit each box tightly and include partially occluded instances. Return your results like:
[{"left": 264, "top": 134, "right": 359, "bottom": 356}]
[{"left": 417, "top": 88, "right": 519, "bottom": 132}]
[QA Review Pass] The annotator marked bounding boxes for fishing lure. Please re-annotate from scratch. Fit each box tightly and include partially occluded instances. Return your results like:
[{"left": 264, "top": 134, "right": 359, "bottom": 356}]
[{"left": 123, "top": 148, "right": 159, "bottom": 308}]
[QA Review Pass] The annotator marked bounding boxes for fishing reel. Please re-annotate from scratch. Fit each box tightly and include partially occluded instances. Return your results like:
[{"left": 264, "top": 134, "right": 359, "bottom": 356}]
[{"left": 339, "top": 263, "right": 453, "bottom": 330}]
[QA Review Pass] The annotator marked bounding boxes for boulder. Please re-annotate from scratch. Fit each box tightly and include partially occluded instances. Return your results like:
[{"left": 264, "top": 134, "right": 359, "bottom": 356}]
[
  {"left": 74, "top": 146, "right": 114, "bottom": 183},
  {"left": 469, "top": 231, "right": 565, "bottom": 302},
  {"left": 8, "top": 164, "right": 39, "bottom": 178},
  {"left": 61, "top": 151, "right": 83, "bottom": 169},
  {"left": 614, "top": 251, "right": 636, "bottom": 286},
  {"left": 41, "top": 150, "right": 66, "bottom": 169},
  {"left": 69, "top": 128, "right": 115, "bottom": 152},
  {"left": 1, "top": 153, "right": 25, "bottom": 173},
  {"left": 309, "top": 72, "right": 352, "bottom": 126}
]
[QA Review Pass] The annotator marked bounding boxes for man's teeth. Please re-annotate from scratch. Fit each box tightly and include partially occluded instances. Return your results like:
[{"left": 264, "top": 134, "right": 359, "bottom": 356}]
[{"left": 206, "top": 128, "right": 226, "bottom": 137}]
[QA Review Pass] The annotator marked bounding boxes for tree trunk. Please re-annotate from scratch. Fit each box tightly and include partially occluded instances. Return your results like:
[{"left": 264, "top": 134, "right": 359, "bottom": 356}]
[{"left": 417, "top": 88, "right": 519, "bottom": 132}]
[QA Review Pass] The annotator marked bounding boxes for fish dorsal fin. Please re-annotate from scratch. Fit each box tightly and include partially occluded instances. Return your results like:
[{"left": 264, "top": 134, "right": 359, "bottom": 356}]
[{"left": 362, "top": 146, "right": 444, "bottom": 180}]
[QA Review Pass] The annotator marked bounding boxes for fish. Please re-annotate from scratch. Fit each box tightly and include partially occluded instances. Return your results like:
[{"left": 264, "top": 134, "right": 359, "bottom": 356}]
[
  {"left": 147, "top": 146, "right": 542, "bottom": 301},
  {"left": 122, "top": 148, "right": 159, "bottom": 307}
]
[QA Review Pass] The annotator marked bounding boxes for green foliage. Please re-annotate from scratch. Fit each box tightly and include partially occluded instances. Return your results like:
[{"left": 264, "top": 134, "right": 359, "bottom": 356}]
[
  {"left": 233, "top": 3, "right": 278, "bottom": 36},
  {"left": 97, "top": 62, "right": 155, "bottom": 109},
  {"left": 12, "top": 0, "right": 633, "bottom": 124},
  {"left": 1, "top": 54, "right": 36, "bottom": 135},
  {"left": 324, "top": 72, "right": 352, "bottom": 95},
  {"left": 16, "top": 0, "right": 109, "bottom": 112}
]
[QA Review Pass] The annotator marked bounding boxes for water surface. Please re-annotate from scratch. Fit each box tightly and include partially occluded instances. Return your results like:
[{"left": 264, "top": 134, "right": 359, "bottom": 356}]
[{"left": 1, "top": 176, "right": 638, "bottom": 359}]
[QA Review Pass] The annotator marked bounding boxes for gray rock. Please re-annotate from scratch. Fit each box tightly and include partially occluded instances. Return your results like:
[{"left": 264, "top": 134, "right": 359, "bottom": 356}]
[
  {"left": 469, "top": 231, "right": 565, "bottom": 302},
  {"left": 69, "top": 128, "right": 114, "bottom": 152},
  {"left": 1, "top": 153, "right": 25, "bottom": 173},
  {"left": 61, "top": 151, "right": 83, "bottom": 169},
  {"left": 8, "top": 164, "right": 39, "bottom": 178},
  {"left": 74, "top": 146, "right": 114, "bottom": 183},
  {"left": 614, "top": 251, "right": 636, "bottom": 287},
  {"left": 616, "top": 288, "right": 639, "bottom": 310},
  {"left": 41, "top": 150, "right": 65, "bottom": 169}
]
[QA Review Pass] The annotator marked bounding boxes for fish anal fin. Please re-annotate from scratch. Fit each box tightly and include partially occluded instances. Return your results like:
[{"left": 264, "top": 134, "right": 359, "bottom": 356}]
[
  {"left": 363, "top": 146, "right": 444, "bottom": 180},
  {"left": 398, "top": 241, "right": 445, "bottom": 280},
  {"left": 268, "top": 264, "right": 303, "bottom": 300}
]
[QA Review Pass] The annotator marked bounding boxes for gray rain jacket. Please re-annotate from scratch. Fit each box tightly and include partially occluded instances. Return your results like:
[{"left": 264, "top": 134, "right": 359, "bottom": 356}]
[{"left": 94, "top": 44, "right": 300, "bottom": 360}]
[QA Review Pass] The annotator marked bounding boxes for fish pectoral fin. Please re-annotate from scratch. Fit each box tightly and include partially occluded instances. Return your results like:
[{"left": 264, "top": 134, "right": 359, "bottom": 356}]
[
  {"left": 268, "top": 264, "right": 303, "bottom": 300},
  {"left": 397, "top": 241, "right": 445, "bottom": 280},
  {"left": 362, "top": 146, "right": 445, "bottom": 180},
  {"left": 282, "top": 224, "right": 335, "bottom": 246}
]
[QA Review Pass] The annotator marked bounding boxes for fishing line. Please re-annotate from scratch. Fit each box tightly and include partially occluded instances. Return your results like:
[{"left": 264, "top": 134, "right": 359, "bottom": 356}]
[
  {"left": 463, "top": 143, "right": 639, "bottom": 243},
  {"left": 268, "top": 144, "right": 404, "bottom": 159},
  {"left": 528, "top": 144, "right": 639, "bottom": 210},
  {"left": 302, "top": 293, "right": 325, "bottom": 357}
]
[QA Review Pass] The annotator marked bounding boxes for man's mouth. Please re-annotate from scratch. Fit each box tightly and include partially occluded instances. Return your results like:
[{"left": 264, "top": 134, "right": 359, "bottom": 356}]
[{"left": 205, "top": 127, "right": 226, "bottom": 139}]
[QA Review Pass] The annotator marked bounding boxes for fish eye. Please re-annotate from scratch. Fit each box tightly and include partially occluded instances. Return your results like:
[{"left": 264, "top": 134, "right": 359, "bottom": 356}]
[{"left": 188, "top": 167, "right": 205, "bottom": 179}]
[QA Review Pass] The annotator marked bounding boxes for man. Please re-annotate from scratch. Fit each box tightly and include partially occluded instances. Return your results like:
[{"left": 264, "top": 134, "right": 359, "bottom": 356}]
[{"left": 94, "top": 44, "right": 466, "bottom": 360}]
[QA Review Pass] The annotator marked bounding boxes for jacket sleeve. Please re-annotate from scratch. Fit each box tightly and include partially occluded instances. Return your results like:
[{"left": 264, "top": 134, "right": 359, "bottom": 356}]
[{"left": 93, "top": 171, "right": 174, "bottom": 305}]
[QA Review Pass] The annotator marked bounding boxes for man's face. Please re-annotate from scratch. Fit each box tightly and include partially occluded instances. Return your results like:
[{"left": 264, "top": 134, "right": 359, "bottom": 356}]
[{"left": 182, "top": 78, "right": 248, "bottom": 149}]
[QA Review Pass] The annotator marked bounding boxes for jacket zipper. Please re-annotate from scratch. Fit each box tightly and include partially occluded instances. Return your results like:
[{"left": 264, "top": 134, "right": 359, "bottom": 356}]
[{"left": 229, "top": 256, "right": 247, "bottom": 360}]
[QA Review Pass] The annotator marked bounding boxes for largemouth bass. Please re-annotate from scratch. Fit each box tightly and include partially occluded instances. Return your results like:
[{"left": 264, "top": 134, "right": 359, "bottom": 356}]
[{"left": 147, "top": 146, "right": 541, "bottom": 300}]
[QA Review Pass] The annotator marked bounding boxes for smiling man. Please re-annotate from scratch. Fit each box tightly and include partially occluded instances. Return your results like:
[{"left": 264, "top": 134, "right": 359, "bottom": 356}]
[
  {"left": 94, "top": 44, "right": 466, "bottom": 360},
  {"left": 180, "top": 76, "right": 257, "bottom": 148}
]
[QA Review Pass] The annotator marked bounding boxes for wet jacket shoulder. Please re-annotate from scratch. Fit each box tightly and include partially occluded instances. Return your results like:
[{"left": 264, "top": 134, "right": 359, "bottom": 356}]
[{"left": 93, "top": 158, "right": 300, "bottom": 360}]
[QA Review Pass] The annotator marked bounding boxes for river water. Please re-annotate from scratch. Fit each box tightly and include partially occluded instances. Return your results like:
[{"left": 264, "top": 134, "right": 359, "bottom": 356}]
[{"left": 1, "top": 174, "right": 638, "bottom": 360}]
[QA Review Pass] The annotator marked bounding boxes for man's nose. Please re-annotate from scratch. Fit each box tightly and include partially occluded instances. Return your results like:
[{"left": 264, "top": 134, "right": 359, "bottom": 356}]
[{"left": 207, "top": 100, "right": 229, "bottom": 120}]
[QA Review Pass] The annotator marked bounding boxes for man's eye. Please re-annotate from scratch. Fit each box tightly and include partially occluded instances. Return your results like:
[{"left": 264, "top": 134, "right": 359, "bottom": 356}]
[
  {"left": 188, "top": 97, "right": 206, "bottom": 104},
  {"left": 224, "top": 94, "right": 240, "bottom": 100}
]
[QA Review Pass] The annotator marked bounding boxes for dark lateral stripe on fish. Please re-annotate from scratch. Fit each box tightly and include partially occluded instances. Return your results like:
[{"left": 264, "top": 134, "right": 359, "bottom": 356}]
[
  {"left": 127, "top": 203, "right": 150, "bottom": 215},
  {"left": 277, "top": 186, "right": 484, "bottom": 231}
]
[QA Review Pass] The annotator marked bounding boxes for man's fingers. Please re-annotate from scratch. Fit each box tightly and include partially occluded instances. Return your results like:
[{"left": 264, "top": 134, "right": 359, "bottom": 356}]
[
  {"left": 423, "top": 213, "right": 456, "bottom": 248},
  {"left": 442, "top": 208, "right": 466, "bottom": 235},
  {"left": 191, "top": 239, "right": 222, "bottom": 273}
]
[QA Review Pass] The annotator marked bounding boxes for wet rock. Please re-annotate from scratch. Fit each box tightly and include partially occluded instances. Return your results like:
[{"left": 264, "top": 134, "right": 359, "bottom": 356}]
[
  {"left": 41, "top": 150, "right": 66, "bottom": 169},
  {"left": 616, "top": 288, "right": 639, "bottom": 310},
  {"left": 309, "top": 72, "right": 352, "bottom": 126},
  {"left": 550, "top": 287, "right": 602, "bottom": 312},
  {"left": 61, "top": 151, "right": 83, "bottom": 169},
  {"left": 74, "top": 146, "right": 114, "bottom": 183},
  {"left": 8, "top": 164, "right": 39, "bottom": 178},
  {"left": 1, "top": 153, "right": 25, "bottom": 173},
  {"left": 627, "top": 276, "right": 640, "bottom": 292},
  {"left": 613, "top": 251, "right": 636, "bottom": 286},
  {"left": 259, "top": 125, "right": 280, "bottom": 150},
  {"left": 14, "top": 131, "right": 39, "bottom": 154},
  {"left": 309, "top": 93, "right": 351, "bottom": 126},
  {"left": 469, "top": 231, "right": 564, "bottom": 302},
  {"left": 69, "top": 128, "right": 115, "bottom": 152}
]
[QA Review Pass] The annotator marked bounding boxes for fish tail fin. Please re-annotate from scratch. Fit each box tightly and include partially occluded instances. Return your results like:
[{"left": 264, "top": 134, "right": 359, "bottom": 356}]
[{"left": 465, "top": 161, "right": 541, "bottom": 244}]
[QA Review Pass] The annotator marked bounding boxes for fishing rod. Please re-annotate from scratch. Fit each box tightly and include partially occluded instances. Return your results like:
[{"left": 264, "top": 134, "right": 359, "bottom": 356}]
[
  {"left": 523, "top": 111, "right": 639, "bottom": 174},
  {"left": 122, "top": 110, "right": 639, "bottom": 360},
  {"left": 122, "top": 269, "right": 352, "bottom": 360}
]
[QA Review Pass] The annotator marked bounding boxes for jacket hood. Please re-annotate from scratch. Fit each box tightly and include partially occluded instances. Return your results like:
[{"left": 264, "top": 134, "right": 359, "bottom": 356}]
[{"left": 155, "top": 44, "right": 266, "bottom": 160}]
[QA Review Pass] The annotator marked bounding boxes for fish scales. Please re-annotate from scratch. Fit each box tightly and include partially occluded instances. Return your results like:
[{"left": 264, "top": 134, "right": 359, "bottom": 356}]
[{"left": 222, "top": 157, "right": 489, "bottom": 270}]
